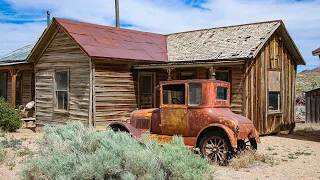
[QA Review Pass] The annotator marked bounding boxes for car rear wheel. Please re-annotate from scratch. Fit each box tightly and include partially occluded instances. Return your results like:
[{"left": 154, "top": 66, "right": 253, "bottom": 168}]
[{"left": 199, "top": 133, "right": 231, "bottom": 165}]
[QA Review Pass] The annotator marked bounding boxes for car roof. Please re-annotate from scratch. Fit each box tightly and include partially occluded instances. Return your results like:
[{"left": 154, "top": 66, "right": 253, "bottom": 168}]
[{"left": 159, "top": 79, "right": 230, "bottom": 85}]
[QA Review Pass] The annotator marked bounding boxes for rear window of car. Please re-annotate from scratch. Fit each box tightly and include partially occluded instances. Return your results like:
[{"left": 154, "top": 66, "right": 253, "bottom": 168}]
[{"left": 216, "top": 86, "right": 228, "bottom": 100}]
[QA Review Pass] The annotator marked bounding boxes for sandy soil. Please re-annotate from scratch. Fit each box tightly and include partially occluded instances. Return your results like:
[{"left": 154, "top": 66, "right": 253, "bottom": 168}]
[
  {"left": 1, "top": 123, "right": 320, "bottom": 180},
  {"left": 215, "top": 123, "right": 320, "bottom": 180},
  {"left": 0, "top": 128, "right": 41, "bottom": 180}
]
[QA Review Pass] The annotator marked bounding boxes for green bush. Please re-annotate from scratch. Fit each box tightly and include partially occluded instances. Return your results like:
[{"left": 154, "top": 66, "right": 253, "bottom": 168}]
[
  {"left": 0, "top": 98, "right": 21, "bottom": 132},
  {"left": 22, "top": 121, "right": 214, "bottom": 180}
]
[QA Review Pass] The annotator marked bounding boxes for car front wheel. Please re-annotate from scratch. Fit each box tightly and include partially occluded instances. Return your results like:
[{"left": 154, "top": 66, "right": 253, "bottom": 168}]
[{"left": 199, "top": 133, "right": 231, "bottom": 165}]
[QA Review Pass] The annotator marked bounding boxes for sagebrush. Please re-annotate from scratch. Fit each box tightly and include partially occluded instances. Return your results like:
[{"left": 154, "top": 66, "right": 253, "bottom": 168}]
[
  {"left": 22, "top": 121, "right": 214, "bottom": 180},
  {"left": 0, "top": 98, "right": 21, "bottom": 132}
]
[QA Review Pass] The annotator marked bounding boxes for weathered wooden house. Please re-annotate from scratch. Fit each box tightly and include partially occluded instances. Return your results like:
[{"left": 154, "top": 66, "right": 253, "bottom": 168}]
[
  {"left": 305, "top": 88, "right": 320, "bottom": 123},
  {"left": 27, "top": 18, "right": 305, "bottom": 134},
  {"left": 0, "top": 44, "right": 35, "bottom": 108},
  {"left": 313, "top": 48, "right": 320, "bottom": 58}
]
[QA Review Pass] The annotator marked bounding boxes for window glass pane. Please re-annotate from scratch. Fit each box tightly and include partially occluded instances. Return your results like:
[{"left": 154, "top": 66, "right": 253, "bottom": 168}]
[
  {"left": 189, "top": 84, "right": 201, "bottom": 105},
  {"left": 141, "top": 75, "right": 152, "bottom": 94},
  {"left": 0, "top": 73, "right": 7, "bottom": 99},
  {"left": 56, "top": 71, "right": 68, "bottom": 90},
  {"left": 162, "top": 84, "right": 185, "bottom": 104},
  {"left": 216, "top": 72, "right": 229, "bottom": 82},
  {"left": 216, "top": 87, "right": 228, "bottom": 100},
  {"left": 57, "top": 91, "right": 68, "bottom": 110},
  {"left": 269, "top": 92, "right": 279, "bottom": 110}
]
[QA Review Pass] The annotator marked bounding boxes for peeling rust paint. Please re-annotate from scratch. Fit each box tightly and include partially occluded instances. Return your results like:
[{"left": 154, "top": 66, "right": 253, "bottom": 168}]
[{"left": 110, "top": 79, "right": 260, "bottom": 151}]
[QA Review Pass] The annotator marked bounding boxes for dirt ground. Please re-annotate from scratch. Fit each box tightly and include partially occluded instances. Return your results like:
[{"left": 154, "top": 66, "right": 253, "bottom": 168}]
[{"left": 1, "top": 123, "right": 320, "bottom": 180}]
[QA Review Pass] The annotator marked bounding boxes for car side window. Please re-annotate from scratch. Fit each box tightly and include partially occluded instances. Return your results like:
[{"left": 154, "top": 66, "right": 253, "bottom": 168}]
[
  {"left": 189, "top": 83, "right": 201, "bottom": 105},
  {"left": 162, "top": 84, "right": 185, "bottom": 105},
  {"left": 216, "top": 86, "right": 228, "bottom": 100}
]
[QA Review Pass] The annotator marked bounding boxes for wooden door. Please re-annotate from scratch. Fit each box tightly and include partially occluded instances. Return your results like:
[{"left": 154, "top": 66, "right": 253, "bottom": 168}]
[
  {"left": 160, "top": 83, "right": 188, "bottom": 136},
  {"left": 139, "top": 72, "right": 155, "bottom": 109}
]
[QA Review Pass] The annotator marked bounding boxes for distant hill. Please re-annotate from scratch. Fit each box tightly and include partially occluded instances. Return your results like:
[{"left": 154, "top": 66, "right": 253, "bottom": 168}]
[
  {"left": 299, "top": 67, "right": 320, "bottom": 76},
  {"left": 296, "top": 67, "right": 320, "bottom": 97}
]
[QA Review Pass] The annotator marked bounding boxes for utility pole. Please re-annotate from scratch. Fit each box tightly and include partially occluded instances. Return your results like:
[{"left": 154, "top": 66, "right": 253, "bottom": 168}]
[{"left": 115, "top": 0, "right": 120, "bottom": 27}]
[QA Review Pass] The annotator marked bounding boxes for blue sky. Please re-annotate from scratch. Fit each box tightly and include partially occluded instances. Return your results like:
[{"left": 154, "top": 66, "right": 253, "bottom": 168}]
[{"left": 0, "top": 0, "right": 319, "bottom": 72}]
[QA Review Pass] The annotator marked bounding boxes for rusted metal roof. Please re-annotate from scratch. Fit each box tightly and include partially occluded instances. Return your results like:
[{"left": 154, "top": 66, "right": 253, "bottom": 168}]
[
  {"left": 0, "top": 44, "right": 34, "bottom": 63},
  {"left": 54, "top": 18, "right": 168, "bottom": 62}
]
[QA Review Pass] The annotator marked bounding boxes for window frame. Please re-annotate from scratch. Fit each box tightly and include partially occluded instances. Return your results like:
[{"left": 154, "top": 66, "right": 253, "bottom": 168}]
[
  {"left": 268, "top": 91, "right": 281, "bottom": 112},
  {"left": 161, "top": 83, "right": 187, "bottom": 106},
  {"left": 215, "top": 70, "right": 230, "bottom": 82},
  {"left": 216, "top": 86, "right": 228, "bottom": 101},
  {"left": 54, "top": 67, "right": 70, "bottom": 112},
  {"left": 188, "top": 83, "right": 202, "bottom": 106}
]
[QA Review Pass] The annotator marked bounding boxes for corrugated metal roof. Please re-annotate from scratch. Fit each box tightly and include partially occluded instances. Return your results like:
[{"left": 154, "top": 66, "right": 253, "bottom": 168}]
[
  {"left": 166, "top": 21, "right": 281, "bottom": 62},
  {"left": 55, "top": 18, "right": 168, "bottom": 62},
  {"left": 0, "top": 44, "right": 34, "bottom": 63}
]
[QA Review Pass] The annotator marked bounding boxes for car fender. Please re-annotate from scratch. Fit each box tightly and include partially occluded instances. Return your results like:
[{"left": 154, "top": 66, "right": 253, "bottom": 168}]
[
  {"left": 108, "top": 121, "right": 142, "bottom": 138},
  {"left": 196, "top": 123, "right": 237, "bottom": 149}
]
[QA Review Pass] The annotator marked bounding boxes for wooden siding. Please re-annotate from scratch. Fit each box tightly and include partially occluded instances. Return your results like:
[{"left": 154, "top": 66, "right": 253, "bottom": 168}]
[
  {"left": 35, "top": 29, "right": 91, "bottom": 126},
  {"left": 306, "top": 90, "right": 320, "bottom": 123},
  {"left": 94, "top": 60, "right": 137, "bottom": 126},
  {"left": 244, "top": 32, "right": 297, "bottom": 134},
  {"left": 21, "top": 70, "right": 33, "bottom": 105}
]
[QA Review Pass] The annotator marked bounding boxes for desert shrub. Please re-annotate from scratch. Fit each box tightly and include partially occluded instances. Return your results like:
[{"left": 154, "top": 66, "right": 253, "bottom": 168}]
[
  {"left": 229, "top": 150, "right": 272, "bottom": 170},
  {"left": 0, "top": 98, "right": 21, "bottom": 132},
  {"left": 22, "top": 121, "right": 214, "bottom": 180}
]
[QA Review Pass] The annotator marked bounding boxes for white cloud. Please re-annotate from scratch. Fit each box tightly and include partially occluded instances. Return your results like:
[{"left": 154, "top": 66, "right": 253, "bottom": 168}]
[{"left": 1, "top": 0, "right": 319, "bottom": 71}]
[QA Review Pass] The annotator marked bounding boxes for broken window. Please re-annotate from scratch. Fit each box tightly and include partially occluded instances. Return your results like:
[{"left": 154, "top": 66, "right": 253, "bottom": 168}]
[
  {"left": 55, "top": 69, "right": 69, "bottom": 111},
  {"left": 0, "top": 73, "right": 7, "bottom": 100},
  {"left": 269, "top": 92, "right": 280, "bottom": 111},
  {"left": 216, "top": 86, "right": 228, "bottom": 100},
  {"left": 189, "top": 83, "right": 201, "bottom": 105},
  {"left": 162, "top": 84, "right": 185, "bottom": 105}
]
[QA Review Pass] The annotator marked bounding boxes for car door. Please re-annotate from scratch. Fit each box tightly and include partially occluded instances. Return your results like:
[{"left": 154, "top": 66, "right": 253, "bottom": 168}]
[{"left": 160, "top": 83, "right": 188, "bottom": 136}]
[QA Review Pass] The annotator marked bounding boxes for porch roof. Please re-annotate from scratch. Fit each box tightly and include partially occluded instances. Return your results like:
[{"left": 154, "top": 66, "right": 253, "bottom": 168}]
[{"left": 134, "top": 60, "right": 245, "bottom": 69}]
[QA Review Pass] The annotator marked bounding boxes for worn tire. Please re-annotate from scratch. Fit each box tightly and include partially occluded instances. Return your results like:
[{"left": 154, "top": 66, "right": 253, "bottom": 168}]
[
  {"left": 199, "top": 132, "right": 232, "bottom": 165},
  {"left": 249, "top": 138, "right": 258, "bottom": 150}
]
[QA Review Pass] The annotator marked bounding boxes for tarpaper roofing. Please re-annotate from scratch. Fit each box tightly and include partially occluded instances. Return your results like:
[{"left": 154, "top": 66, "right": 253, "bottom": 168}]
[
  {"left": 0, "top": 44, "right": 34, "bottom": 64},
  {"left": 55, "top": 18, "right": 168, "bottom": 62}
]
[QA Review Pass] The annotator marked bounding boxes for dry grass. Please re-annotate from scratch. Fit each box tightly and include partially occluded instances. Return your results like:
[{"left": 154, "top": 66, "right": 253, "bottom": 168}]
[{"left": 229, "top": 150, "right": 276, "bottom": 170}]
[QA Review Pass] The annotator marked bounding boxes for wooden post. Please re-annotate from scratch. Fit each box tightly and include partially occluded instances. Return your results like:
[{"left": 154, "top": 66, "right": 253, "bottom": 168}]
[
  {"left": 11, "top": 68, "right": 16, "bottom": 108},
  {"left": 164, "top": 68, "right": 175, "bottom": 80},
  {"left": 206, "top": 66, "right": 217, "bottom": 80}
]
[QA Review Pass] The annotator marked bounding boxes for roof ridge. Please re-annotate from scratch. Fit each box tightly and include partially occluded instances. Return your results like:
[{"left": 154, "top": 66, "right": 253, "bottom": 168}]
[
  {"left": 166, "top": 20, "right": 282, "bottom": 36},
  {"left": 54, "top": 17, "right": 165, "bottom": 37}
]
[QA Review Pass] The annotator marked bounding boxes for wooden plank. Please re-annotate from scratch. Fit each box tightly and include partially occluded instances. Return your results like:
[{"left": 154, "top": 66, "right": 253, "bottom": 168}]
[{"left": 11, "top": 69, "right": 16, "bottom": 108}]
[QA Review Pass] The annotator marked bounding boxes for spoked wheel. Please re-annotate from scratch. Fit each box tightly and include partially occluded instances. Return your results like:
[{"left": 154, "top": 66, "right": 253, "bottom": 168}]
[{"left": 199, "top": 133, "right": 231, "bottom": 165}]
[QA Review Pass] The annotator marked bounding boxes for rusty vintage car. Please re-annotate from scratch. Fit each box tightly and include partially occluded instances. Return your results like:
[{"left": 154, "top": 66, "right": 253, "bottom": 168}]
[{"left": 109, "top": 79, "right": 260, "bottom": 164}]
